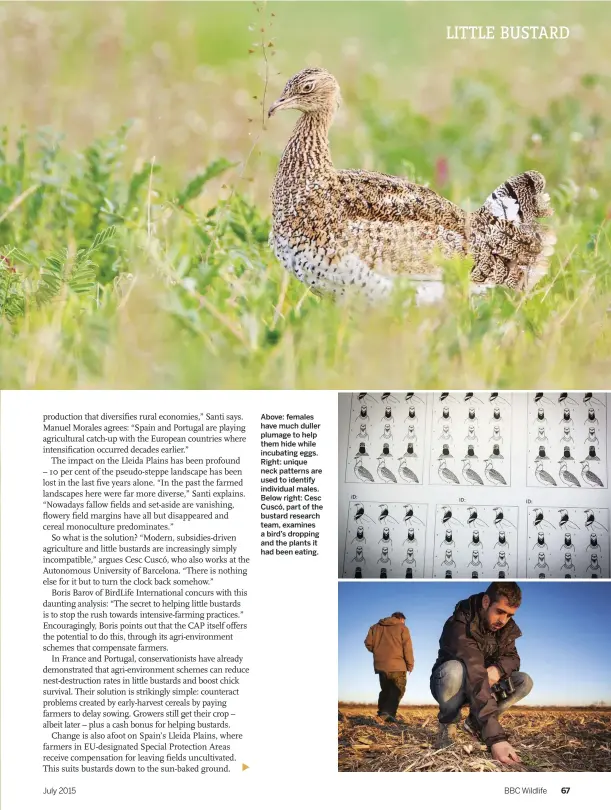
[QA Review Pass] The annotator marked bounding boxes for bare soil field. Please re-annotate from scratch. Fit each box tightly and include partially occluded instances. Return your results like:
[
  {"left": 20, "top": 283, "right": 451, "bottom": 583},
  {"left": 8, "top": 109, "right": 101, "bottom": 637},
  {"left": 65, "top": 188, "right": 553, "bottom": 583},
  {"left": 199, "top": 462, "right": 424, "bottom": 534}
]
[{"left": 338, "top": 705, "right": 611, "bottom": 772}]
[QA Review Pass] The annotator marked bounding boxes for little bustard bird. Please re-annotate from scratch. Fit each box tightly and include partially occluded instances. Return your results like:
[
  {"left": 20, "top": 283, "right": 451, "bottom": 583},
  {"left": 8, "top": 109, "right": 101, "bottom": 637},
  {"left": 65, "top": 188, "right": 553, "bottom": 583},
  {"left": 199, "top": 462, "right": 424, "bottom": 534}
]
[
  {"left": 467, "top": 507, "right": 488, "bottom": 528},
  {"left": 532, "top": 509, "right": 554, "bottom": 530},
  {"left": 438, "top": 460, "right": 460, "bottom": 485},
  {"left": 377, "top": 457, "right": 397, "bottom": 484},
  {"left": 583, "top": 392, "right": 606, "bottom": 408},
  {"left": 353, "top": 502, "right": 374, "bottom": 524},
  {"left": 403, "top": 505, "right": 425, "bottom": 527},
  {"left": 378, "top": 503, "right": 399, "bottom": 524},
  {"left": 558, "top": 462, "right": 581, "bottom": 488},
  {"left": 398, "top": 461, "right": 419, "bottom": 484},
  {"left": 585, "top": 510, "right": 607, "bottom": 532},
  {"left": 441, "top": 507, "right": 464, "bottom": 527},
  {"left": 484, "top": 461, "right": 507, "bottom": 486},
  {"left": 489, "top": 392, "right": 511, "bottom": 406},
  {"left": 269, "top": 68, "right": 555, "bottom": 300},
  {"left": 462, "top": 460, "right": 484, "bottom": 485},
  {"left": 354, "top": 456, "right": 375, "bottom": 483},
  {"left": 534, "top": 461, "right": 557, "bottom": 487},
  {"left": 581, "top": 462, "right": 604, "bottom": 488},
  {"left": 494, "top": 508, "right": 516, "bottom": 530},
  {"left": 558, "top": 510, "right": 579, "bottom": 530}
]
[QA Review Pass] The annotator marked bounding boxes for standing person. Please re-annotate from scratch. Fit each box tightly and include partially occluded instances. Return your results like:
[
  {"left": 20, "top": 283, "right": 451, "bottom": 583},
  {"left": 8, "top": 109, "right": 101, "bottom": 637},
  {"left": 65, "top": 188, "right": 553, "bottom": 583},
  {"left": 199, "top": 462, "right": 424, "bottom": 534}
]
[
  {"left": 430, "top": 581, "right": 533, "bottom": 765},
  {"left": 364, "top": 611, "right": 414, "bottom": 723}
]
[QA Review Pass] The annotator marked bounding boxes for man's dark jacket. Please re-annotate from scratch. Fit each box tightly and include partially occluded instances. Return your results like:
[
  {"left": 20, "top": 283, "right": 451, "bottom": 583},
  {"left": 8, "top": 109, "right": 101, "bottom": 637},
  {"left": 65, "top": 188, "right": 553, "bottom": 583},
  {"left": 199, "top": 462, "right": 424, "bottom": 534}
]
[{"left": 431, "top": 593, "right": 521, "bottom": 747}]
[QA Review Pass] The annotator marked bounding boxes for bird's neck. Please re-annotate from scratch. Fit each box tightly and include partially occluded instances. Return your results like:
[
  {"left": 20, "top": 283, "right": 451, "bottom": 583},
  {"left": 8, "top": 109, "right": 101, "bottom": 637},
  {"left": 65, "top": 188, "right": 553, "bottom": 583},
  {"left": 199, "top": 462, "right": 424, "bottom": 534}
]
[{"left": 279, "top": 109, "right": 335, "bottom": 176}]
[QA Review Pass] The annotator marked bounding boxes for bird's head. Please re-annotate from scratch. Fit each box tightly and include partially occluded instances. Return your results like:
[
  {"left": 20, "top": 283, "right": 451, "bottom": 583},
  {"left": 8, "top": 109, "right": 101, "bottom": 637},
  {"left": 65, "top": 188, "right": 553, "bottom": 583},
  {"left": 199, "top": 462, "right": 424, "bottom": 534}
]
[{"left": 268, "top": 67, "right": 341, "bottom": 118}]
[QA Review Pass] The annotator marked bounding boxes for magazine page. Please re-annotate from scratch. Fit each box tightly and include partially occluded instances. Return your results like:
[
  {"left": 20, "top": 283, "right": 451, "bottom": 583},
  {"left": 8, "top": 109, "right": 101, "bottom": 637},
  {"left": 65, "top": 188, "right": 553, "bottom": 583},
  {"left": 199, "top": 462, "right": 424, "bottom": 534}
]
[{"left": 1, "top": 1, "right": 611, "bottom": 808}]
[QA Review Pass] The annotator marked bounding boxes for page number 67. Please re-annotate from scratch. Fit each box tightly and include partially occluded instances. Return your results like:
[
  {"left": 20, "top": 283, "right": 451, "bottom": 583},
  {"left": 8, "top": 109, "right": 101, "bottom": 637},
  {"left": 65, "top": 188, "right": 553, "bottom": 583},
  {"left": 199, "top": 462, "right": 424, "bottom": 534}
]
[{"left": 561, "top": 788, "right": 571, "bottom": 795}]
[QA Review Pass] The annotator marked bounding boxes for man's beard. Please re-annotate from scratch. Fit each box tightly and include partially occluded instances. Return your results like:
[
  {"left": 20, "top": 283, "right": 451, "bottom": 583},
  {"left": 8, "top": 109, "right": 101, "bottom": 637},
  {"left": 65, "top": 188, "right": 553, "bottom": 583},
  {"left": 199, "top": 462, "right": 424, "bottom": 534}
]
[{"left": 484, "top": 612, "right": 503, "bottom": 632}]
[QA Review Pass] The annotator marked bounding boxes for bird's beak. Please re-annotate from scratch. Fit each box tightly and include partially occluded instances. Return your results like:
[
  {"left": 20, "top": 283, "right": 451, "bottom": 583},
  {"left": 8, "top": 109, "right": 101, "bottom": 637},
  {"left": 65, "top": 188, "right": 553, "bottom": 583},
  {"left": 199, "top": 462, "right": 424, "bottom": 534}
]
[{"left": 267, "top": 97, "right": 288, "bottom": 118}]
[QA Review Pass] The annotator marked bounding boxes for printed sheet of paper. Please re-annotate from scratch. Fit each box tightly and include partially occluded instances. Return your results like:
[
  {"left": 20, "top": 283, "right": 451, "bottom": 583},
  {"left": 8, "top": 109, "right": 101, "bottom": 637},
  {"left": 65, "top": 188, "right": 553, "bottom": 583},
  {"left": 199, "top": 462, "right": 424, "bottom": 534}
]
[{"left": 339, "top": 392, "right": 610, "bottom": 579}]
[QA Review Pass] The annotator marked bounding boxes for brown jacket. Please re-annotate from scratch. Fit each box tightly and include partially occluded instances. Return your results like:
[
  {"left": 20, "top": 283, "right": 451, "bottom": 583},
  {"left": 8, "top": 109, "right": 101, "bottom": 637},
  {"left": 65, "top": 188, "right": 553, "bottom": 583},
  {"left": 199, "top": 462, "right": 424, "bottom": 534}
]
[
  {"left": 432, "top": 593, "right": 521, "bottom": 747},
  {"left": 364, "top": 617, "right": 415, "bottom": 673}
]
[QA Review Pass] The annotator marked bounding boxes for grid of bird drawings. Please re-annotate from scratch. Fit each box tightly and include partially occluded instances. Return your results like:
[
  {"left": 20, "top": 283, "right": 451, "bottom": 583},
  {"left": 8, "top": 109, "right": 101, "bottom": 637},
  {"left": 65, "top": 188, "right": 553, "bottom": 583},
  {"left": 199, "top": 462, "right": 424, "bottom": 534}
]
[
  {"left": 526, "top": 392, "right": 608, "bottom": 489},
  {"left": 431, "top": 504, "right": 519, "bottom": 579},
  {"left": 429, "top": 391, "right": 512, "bottom": 488},
  {"left": 527, "top": 506, "right": 610, "bottom": 579},
  {"left": 344, "top": 392, "right": 426, "bottom": 485},
  {"left": 340, "top": 500, "right": 429, "bottom": 579},
  {"left": 339, "top": 391, "right": 611, "bottom": 578}
]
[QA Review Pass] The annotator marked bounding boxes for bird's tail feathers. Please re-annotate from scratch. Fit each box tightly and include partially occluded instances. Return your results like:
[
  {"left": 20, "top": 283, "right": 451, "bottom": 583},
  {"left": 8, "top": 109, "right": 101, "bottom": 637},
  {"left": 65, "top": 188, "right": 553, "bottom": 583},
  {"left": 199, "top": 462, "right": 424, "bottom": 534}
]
[
  {"left": 469, "top": 170, "right": 555, "bottom": 289},
  {"left": 481, "top": 170, "right": 554, "bottom": 224}
]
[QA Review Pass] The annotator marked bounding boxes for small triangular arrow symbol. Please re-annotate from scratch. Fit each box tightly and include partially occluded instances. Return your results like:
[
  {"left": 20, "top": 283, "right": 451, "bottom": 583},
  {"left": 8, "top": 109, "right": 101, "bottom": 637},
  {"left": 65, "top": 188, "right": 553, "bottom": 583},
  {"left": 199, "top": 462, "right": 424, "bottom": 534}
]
[{"left": 242, "top": 763, "right": 249, "bottom": 771}]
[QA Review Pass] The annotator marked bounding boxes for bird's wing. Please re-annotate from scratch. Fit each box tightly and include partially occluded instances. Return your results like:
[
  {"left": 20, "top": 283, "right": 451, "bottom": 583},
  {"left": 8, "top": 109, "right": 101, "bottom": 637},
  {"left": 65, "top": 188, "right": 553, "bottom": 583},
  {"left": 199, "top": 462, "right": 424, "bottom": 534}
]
[
  {"left": 334, "top": 170, "right": 468, "bottom": 276},
  {"left": 563, "top": 470, "right": 581, "bottom": 486},
  {"left": 381, "top": 467, "right": 398, "bottom": 483},
  {"left": 338, "top": 170, "right": 467, "bottom": 231},
  {"left": 399, "top": 465, "right": 419, "bottom": 483},
  {"left": 586, "top": 470, "right": 604, "bottom": 487},
  {"left": 540, "top": 470, "right": 557, "bottom": 486},
  {"left": 359, "top": 466, "right": 375, "bottom": 483},
  {"left": 489, "top": 469, "right": 508, "bottom": 485}
]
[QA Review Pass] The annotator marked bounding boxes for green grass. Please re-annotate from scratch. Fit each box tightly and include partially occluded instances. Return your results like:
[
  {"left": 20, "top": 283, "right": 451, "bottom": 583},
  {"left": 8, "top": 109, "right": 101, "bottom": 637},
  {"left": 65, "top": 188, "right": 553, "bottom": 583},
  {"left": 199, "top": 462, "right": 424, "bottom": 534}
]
[{"left": 1, "top": 1, "right": 611, "bottom": 389}]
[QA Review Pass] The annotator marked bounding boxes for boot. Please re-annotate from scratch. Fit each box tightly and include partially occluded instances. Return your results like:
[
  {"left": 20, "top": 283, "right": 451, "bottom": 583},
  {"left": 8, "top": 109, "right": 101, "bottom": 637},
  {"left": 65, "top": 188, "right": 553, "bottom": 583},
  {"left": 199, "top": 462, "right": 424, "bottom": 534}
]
[
  {"left": 435, "top": 722, "right": 457, "bottom": 749},
  {"left": 463, "top": 713, "right": 483, "bottom": 742}
]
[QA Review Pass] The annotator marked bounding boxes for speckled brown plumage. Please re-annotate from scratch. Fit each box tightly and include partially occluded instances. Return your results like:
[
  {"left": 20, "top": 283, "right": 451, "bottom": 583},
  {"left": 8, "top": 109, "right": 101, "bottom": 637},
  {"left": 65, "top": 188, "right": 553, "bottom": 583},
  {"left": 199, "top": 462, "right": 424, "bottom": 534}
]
[{"left": 268, "top": 68, "right": 555, "bottom": 299}]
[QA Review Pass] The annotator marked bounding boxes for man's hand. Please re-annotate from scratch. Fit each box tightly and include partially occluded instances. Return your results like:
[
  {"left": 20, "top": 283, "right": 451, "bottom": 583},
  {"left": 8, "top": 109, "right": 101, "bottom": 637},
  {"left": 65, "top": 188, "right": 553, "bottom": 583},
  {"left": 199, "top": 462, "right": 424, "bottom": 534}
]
[
  {"left": 487, "top": 666, "right": 501, "bottom": 686},
  {"left": 491, "top": 741, "right": 521, "bottom": 765}
]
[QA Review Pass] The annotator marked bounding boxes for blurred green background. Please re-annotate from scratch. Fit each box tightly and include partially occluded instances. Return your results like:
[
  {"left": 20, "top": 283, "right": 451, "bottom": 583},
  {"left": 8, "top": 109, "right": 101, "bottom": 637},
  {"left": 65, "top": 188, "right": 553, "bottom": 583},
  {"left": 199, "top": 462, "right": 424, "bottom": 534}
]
[{"left": 0, "top": 2, "right": 610, "bottom": 388}]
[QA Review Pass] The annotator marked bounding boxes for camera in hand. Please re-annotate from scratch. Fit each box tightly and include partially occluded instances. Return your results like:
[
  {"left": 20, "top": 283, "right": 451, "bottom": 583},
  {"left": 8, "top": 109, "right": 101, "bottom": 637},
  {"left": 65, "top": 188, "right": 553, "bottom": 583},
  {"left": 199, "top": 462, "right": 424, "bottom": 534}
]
[{"left": 491, "top": 675, "right": 515, "bottom": 702}]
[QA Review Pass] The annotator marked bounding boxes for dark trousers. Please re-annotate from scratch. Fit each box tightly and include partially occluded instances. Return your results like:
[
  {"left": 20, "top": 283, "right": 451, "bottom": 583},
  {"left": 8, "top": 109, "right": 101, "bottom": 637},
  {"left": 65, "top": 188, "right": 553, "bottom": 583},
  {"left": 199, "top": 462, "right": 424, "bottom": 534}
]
[{"left": 377, "top": 671, "right": 407, "bottom": 718}]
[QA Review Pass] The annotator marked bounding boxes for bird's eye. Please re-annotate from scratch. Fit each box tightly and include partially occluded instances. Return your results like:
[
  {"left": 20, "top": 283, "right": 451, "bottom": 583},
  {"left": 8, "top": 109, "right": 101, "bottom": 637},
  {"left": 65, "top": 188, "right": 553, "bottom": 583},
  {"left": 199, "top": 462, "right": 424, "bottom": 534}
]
[{"left": 301, "top": 82, "right": 315, "bottom": 94}]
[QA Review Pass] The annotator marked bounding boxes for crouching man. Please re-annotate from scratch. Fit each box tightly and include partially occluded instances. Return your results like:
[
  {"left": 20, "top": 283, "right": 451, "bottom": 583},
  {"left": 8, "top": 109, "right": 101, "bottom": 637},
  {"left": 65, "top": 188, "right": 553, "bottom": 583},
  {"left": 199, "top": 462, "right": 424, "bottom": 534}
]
[
  {"left": 430, "top": 582, "right": 533, "bottom": 765},
  {"left": 364, "top": 611, "right": 414, "bottom": 723}
]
